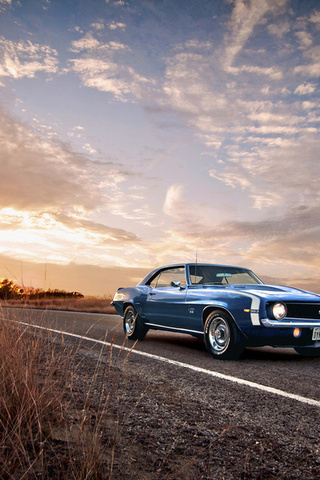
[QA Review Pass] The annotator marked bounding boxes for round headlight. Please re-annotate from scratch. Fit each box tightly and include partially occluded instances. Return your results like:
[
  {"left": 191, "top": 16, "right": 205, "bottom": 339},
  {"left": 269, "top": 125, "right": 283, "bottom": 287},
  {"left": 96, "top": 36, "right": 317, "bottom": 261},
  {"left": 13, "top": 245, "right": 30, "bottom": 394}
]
[{"left": 272, "top": 302, "right": 287, "bottom": 320}]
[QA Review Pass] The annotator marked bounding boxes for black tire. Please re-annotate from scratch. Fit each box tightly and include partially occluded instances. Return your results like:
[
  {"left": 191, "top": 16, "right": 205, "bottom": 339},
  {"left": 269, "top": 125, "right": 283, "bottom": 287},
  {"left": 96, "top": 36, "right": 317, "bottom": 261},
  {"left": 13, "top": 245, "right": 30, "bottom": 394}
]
[
  {"left": 294, "top": 347, "right": 320, "bottom": 357},
  {"left": 204, "top": 310, "right": 244, "bottom": 360},
  {"left": 123, "top": 305, "right": 148, "bottom": 341}
]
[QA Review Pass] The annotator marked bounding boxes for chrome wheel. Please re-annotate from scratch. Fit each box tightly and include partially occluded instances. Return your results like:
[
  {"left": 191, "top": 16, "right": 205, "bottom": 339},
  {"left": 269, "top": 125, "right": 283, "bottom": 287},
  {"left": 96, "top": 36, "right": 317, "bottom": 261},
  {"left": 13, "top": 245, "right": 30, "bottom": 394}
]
[
  {"left": 208, "top": 316, "right": 231, "bottom": 354},
  {"left": 124, "top": 308, "right": 136, "bottom": 335},
  {"left": 204, "top": 310, "right": 244, "bottom": 360},
  {"left": 123, "top": 306, "right": 148, "bottom": 340}
]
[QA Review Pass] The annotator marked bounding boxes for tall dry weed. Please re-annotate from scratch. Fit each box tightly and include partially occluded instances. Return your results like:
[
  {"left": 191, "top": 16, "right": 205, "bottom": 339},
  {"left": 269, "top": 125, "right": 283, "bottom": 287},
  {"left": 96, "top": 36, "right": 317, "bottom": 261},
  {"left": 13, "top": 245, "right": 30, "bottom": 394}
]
[
  {"left": 0, "top": 317, "right": 116, "bottom": 479},
  {"left": 0, "top": 318, "right": 70, "bottom": 478}
]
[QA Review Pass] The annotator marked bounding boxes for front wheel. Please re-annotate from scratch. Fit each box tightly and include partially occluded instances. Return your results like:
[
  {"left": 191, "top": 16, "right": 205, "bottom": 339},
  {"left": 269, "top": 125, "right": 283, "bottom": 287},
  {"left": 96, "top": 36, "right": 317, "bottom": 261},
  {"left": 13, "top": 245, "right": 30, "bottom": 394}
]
[
  {"left": 294, "top": 347, "right": 320, "bottom": 357},
  {"left": 204, "top": 310, "right": 244, "bottom": 360},
  {"left": 123, "top": 306, "right": 148, "bottom": 341}
]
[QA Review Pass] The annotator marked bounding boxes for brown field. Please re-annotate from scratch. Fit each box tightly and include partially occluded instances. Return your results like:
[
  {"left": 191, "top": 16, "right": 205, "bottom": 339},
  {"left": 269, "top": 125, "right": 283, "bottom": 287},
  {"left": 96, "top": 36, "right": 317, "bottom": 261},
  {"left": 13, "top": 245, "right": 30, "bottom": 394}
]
[{"left": 1, "top": 296, "right": 117, "bottom": 315}]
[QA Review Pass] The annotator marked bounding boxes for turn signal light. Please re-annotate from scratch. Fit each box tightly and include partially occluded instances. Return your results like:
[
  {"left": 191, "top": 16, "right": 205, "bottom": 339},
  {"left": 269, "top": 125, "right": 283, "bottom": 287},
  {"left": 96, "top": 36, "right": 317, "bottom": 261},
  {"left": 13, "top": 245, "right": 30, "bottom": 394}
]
[{"left": 293, "top": 328, "right": 301, "bottom": 338}]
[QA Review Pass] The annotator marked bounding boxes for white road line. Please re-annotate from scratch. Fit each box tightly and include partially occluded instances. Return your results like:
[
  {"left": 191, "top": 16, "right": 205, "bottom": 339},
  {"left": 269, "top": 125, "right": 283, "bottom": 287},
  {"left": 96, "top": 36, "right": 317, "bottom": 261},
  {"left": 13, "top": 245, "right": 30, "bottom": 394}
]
[{"left": 19, "top": 321, "right": 320, "bottom": 409}]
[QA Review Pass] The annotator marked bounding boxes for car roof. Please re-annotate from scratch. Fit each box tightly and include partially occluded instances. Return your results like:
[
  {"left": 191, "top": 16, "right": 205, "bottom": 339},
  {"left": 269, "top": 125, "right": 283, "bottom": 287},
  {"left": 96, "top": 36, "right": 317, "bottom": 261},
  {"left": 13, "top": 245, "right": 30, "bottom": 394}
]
[{"left": 139, "top": 263, "right": 248, "bottom": 285}]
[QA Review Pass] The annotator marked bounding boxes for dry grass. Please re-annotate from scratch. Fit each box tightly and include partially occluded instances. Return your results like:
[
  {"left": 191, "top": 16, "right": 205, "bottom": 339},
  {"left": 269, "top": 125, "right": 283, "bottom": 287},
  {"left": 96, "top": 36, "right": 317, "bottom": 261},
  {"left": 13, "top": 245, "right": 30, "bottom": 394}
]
[
  {"left": 1, "top": 297, "right": 117, "bottom": 315},
  {"left": 0, "top": 316, "right": 120, "bottom": 479}
]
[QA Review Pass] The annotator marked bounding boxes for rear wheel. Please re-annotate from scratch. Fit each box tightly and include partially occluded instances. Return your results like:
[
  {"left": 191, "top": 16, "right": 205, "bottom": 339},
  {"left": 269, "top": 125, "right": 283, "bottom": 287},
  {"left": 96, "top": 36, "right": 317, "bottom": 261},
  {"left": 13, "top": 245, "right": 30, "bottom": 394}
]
[
  {"left": 294, "top": 347, "right": 320, "bottom": 357},
  {"left": 204, "top": 310, "right": 244, "bottom": 360},
  {"left": 123, "top": 305, "right": 148, "bottom": 340}
]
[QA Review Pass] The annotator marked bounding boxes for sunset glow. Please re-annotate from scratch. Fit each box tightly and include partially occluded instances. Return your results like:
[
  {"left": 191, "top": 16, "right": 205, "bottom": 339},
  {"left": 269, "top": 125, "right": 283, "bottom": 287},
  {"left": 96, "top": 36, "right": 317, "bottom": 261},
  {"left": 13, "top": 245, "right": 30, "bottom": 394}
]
[{"left": 0, "top": 0, "right": 319, "bottom": 296}]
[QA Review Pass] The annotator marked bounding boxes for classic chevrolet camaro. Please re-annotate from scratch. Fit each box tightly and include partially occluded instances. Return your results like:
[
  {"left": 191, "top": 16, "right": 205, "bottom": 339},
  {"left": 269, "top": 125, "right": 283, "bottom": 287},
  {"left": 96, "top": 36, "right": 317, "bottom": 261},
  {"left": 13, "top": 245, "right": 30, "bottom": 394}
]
[{"left": 111, "top": 263, "right": 320, "bottom": 360}]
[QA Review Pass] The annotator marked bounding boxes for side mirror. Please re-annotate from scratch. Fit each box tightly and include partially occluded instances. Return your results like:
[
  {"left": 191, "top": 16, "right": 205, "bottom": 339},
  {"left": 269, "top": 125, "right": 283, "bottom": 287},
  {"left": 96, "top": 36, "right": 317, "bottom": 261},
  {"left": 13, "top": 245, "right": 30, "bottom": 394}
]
[{"left": 171, "top": 280, "right": 181, "bottom": 288}]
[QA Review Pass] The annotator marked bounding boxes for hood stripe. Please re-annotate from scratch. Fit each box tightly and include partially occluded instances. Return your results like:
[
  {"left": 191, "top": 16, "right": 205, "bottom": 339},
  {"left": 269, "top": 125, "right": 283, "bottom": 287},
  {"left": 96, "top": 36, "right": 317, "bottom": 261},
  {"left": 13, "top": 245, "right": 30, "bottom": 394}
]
[{"left": 233, "top": 291, "right": 261, "bottom": 325}]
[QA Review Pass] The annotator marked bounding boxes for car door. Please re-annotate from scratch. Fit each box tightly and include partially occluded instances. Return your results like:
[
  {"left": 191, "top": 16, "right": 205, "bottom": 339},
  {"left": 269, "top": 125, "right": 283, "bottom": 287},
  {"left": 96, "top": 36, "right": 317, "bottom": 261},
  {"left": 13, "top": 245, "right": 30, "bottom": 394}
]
[{"left": 143, "top": 266, "right": 188, "bottom": 328}]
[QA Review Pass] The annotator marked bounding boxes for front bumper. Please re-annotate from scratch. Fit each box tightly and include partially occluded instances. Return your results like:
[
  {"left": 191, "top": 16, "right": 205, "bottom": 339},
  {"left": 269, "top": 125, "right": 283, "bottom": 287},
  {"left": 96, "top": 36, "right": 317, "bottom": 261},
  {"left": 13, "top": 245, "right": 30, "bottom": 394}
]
[{"left": 261, "top": 317, "right": 320, "bottom": 328}]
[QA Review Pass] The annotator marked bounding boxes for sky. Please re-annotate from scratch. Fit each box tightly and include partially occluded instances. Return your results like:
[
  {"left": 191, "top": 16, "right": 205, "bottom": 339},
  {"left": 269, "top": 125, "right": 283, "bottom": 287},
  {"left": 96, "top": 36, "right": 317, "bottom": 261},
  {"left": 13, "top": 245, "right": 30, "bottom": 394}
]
[{"left": 0, "top": 0, "right": 319, "bottom": 296}]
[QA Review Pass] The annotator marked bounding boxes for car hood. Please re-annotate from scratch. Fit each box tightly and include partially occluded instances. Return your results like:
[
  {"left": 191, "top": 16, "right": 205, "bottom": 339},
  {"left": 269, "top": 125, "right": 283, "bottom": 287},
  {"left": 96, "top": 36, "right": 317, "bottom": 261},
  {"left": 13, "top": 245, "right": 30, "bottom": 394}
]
[{"left": 224, "top": 284, "right": 320, "bottom": 301}]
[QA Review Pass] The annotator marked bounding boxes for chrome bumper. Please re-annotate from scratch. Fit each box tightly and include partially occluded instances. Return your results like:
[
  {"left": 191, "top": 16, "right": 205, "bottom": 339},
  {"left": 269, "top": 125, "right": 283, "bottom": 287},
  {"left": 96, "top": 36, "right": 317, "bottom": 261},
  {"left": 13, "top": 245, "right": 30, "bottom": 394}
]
[{"left": 261, "top": 317, "right": 320, "bottom": 328}]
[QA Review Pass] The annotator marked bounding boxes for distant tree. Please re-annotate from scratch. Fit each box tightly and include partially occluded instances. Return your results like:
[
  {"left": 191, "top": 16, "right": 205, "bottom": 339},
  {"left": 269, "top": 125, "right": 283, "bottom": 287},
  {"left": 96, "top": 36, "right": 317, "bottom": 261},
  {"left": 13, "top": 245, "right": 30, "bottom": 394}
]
[
  {"left": 0, "top": 279, "right": 15, "bottom": 299},
  {"left": 0, "top": 278, "right": 84, "bottom": 300}
]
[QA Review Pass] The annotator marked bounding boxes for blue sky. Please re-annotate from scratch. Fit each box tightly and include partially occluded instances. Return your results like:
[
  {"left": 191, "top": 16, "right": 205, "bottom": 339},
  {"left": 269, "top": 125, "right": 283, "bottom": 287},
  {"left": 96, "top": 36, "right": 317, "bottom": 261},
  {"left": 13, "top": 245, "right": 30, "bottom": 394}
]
[{"left": 0, "top": 0, "right": 319, "bottom": 295}]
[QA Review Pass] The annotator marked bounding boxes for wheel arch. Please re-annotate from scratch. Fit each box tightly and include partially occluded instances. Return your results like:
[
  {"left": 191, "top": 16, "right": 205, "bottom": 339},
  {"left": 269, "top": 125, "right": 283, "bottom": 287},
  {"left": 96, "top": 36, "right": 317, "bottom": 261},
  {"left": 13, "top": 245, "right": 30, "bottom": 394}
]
[
  {"left": 122, "top": 301, "right": 135, "bottom": 316},
  {"left": 202, "top": 305, "right": 243, "bottom": 335}
]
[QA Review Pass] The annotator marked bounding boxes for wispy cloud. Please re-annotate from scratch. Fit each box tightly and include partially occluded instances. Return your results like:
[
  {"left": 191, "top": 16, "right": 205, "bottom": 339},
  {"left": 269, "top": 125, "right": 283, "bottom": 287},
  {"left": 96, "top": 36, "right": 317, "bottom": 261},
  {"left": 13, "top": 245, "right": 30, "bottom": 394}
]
[
  {"left": 0, "top": 106, "right": 96, "bottom": 211},
  {"left": 163, "top": 184, "right": 185, "bottom": 219},
  {"left": 0, "top": 104, "right": 147, "bottom": 266},
  {"left": 222, "top": 0, "right": 288, "bottom": 71},
  {"left": 69, "top": 31, "right": 156, "bottom": 101},
  {"left": 108, "top": 21, "right": 126, "bottom": 30},
  {"left": 0, "top": 36, "right": 58, "bottom": 79},
  {"left": 153, "top": 203, "right": 320, "bottom": 274}
]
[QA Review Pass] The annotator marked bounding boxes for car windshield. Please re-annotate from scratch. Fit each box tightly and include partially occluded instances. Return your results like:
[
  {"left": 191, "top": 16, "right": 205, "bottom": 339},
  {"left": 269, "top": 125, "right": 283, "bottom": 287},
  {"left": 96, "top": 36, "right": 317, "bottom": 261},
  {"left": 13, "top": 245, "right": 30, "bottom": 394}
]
[{"left": 188, "top": 265, "right": 263, "bottom": 285}]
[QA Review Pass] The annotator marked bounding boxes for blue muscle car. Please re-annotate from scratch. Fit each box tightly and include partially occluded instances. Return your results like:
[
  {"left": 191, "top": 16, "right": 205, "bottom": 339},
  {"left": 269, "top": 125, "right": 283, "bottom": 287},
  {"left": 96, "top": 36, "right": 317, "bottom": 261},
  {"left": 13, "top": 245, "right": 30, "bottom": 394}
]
[{"left": 111, "top": 263, "right": 320, "bottom": 360}]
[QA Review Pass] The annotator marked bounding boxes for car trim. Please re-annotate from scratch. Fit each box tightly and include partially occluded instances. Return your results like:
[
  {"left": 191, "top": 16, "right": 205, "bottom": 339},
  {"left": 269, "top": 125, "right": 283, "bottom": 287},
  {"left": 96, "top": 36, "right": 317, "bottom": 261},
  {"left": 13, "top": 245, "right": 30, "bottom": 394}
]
[
  {"left": 261, "top": 318, "right": 320, "bottom": 328},
  {"left": 144, "top": 322, "right": 203, "bottom": 335}
]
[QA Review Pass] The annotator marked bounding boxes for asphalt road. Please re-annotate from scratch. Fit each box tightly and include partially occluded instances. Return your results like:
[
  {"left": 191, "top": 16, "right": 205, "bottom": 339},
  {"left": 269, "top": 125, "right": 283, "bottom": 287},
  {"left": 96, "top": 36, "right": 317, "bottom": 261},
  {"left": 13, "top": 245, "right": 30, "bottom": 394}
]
[{"left": 3, "top": 306, "right": 320, "bottom": 405}]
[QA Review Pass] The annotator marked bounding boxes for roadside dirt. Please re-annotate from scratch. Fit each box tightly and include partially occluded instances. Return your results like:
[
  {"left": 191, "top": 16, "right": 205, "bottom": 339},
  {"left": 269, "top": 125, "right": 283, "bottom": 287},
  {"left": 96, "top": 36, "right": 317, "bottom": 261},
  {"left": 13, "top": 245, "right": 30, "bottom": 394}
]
[{"left": 41, "top": 338, "right": 320, "bottom": 480}]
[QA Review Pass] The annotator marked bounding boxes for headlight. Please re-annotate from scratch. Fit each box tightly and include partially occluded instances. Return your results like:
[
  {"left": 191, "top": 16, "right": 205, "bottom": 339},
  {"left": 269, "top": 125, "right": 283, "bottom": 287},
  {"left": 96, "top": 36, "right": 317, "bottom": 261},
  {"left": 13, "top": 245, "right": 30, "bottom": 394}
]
[
  {"left": 113, "top": 291, "right": 126, "bottom": 302},
  {"left": 272, "top": 302, "right": 287, "bottom": 320}
]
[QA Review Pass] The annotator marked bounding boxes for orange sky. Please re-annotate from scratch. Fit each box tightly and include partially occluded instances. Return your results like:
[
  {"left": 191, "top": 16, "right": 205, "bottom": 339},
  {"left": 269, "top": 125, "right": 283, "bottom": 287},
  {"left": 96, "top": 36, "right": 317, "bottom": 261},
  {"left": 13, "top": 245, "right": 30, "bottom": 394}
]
[{"left": 1, "top": 254, "right": 320, "bottom": 298}]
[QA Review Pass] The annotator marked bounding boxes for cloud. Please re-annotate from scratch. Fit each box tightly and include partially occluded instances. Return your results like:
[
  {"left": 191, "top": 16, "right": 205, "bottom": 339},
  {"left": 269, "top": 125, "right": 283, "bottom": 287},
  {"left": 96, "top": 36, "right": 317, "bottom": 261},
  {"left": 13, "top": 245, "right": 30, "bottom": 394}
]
[
  {"left": 310, "top": 11, "right": 320, "bottom": 24},
  {"left": 99, "top": 169, "right": 155, "bottom": 222},
  {"left": 0, "top": 105, "right": 97, "bottom": 211},
  {"left": 293, "top": 13, "right": 320, "bottom": 77},
  {"left": 108, "top": 21, "right": 126, "bottom": 30},
  {"left": 0, "top": 0, "right": 12, "bottom": 13},
  {"left": 231, "top": 64, "right": 283, "bottom": 79},
  {"left": 222, "top": 0, "right": 288, "bottom": 70},
  {"left": 267, "top": 21, "right": 290, "bottom": 38},
  {"left": 0, "top": 36, "right": 58, "bottom": 79},
  {"left": 153, "top": 203, "right": 320, "bottom": 280},
  {"left": 295, "top": 30, "right": 313, "bottom": 49},
  {"left": 294, "top": 46, "right": 320, "bottom": 77},
  {"left": 70, "top": 33, "right": 100, "bottom": 52},
  {"left": 69, "top": 34, "right": 156, "bottom": 101},
  {"left": 91, "top": 22, "right": 105, "bottom": 31},
  {"left": 0, "top": 102, "right": 147, "bottom": 267},
  {"left": 0, "top": 105, "right": 145, "bottom": 266},
  {"left": 52, "top": 213, "right": 141, "bottom": 243},
  {"left": 294, "top": 82, "right": 317, "bottom": 95},
  {"left": 71, "top": 57, "right": 154, "bottom": 100},
  {"left": 0, "top": 208, "right": 144, "bottom": 269},
  {"left": 209, "top": 132, "right": 320, "bottom": 210},
  {"left": 163, "top": 184, "right": 185, "bottom": 218},
  {"left": 162, "top": 49, "right": 236, "bottom": 131}
]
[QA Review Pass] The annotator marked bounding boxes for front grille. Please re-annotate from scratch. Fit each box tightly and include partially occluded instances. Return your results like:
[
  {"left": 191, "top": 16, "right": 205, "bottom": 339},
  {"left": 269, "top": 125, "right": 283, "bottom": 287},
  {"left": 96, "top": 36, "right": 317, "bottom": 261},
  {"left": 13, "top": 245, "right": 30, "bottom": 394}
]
[{"left": 286, "top": 303, "right": 320, "bottom": 320}]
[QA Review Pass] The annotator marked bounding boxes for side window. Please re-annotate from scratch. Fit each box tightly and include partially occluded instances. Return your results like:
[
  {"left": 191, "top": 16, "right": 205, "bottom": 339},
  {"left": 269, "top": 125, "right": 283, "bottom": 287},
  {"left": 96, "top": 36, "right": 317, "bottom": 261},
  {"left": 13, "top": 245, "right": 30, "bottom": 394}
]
[
  {"left": 149, "top": 272, "right": 161, "bottom": 288},
  {"left": 149, "top": 267, "right": 186, "bottom": 288}
]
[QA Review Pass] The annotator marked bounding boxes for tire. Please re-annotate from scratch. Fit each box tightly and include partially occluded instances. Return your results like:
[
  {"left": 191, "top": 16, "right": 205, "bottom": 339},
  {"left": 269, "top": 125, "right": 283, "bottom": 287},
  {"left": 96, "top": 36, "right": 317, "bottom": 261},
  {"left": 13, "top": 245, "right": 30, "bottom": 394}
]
[
  {"left": 294, "top": 347, "right": 320, "bottom": 357},
  {"left": 204, "top": 310, "right": 244, "bottom": 360},
  {"left": 123, "top": 305, "right": 148, "bottom": 341}
]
